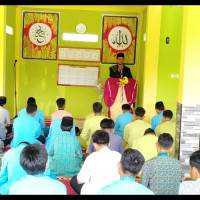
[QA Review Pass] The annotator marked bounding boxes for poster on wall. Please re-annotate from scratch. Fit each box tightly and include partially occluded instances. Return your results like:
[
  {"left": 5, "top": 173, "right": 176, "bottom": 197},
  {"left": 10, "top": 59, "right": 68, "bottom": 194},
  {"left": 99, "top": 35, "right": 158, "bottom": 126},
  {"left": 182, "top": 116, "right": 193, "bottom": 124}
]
[
  {"left": 22, "top": 11, "right": 59, "bottom": 60},
  {"left": 101, "top": 15, "right": 138, "bottom": 65}
]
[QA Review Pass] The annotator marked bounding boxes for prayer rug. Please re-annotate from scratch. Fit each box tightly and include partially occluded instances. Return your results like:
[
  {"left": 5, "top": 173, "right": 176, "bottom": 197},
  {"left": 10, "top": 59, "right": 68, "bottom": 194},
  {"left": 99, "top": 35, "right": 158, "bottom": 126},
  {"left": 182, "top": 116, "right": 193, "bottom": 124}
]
[{"left": 57, "top": 176, "right": 78, "bottom": 195}]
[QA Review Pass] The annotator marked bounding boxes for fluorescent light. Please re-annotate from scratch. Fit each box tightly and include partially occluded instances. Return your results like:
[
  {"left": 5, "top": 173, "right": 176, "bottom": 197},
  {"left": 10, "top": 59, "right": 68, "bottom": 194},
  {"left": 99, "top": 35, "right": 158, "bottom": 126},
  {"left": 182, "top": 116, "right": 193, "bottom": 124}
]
[
  {"left": 6, "top": 25, "right": 13, "bottom": 35},
  {"left": 62, "top": 33, "right": 98, "bottom": 42}
]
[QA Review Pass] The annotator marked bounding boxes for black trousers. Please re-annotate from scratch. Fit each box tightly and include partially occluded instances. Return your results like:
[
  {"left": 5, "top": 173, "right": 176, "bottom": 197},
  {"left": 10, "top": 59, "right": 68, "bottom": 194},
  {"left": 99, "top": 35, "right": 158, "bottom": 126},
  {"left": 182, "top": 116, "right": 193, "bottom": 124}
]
[
  {"left": 5, "top": 124, "right": 13, "bottom": 135},
  {"left": 70, "top": 175, "right": 84, "bottom": 195},
  {"left": 37, "top": 135, "right": 45, "bottom": 144}
]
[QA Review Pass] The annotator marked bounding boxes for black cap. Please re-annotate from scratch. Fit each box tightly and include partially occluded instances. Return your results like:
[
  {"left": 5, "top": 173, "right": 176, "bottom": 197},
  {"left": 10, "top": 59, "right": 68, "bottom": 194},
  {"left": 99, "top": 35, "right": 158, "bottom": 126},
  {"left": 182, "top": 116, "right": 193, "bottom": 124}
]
[
  {"left": 61, "top": 117, "right": 73, "bottom": 127},
  {"left": 0, "top": 96, "right": 6, "bottom": 106},
  {"left": 117, "top": 53, "right": 124, "bottom": 58}
]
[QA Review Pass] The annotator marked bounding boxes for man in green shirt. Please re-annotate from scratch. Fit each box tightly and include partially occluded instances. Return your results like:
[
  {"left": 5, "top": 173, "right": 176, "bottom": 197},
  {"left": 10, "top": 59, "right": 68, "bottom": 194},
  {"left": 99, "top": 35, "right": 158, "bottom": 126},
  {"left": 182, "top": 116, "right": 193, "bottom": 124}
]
[
  {"left": 155, "top": 110, "right": 176, "bottom": 157},
  {"left": 79, "top": 102, "right": 107, "bottom": 153},
  {"left": 123, "top": 107, "right": 151, "bottom": 149},
  {"left": 48, "top": 116, "right": 83, "bottom": 176},
  {"left": 132, "top": 128, "right": 158, "bottom": 161}
]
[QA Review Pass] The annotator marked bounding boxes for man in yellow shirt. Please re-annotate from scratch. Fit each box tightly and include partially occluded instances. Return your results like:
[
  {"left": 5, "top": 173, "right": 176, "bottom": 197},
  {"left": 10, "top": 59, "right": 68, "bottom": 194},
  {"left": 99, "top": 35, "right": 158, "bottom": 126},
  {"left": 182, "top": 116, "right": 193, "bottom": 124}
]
[
  {"left": 155, "top": 110, "right": 176, "bottom": 157},
  {"left": 123, "top": 107, "right": 151, "bottom": 149},
  {"left": 132, "top": 128, "right": 158, "bottom": 161},
  {"left": 79, "top": 102, "right": 107, "bottom": 153}
]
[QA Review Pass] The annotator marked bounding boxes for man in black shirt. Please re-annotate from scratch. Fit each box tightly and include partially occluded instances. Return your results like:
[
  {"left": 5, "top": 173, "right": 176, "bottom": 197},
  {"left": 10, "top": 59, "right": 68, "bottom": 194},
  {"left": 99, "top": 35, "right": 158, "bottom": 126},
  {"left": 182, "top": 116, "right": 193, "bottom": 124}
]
[{"left": 109, "top": 53, "right": 133, "bottom": 78}]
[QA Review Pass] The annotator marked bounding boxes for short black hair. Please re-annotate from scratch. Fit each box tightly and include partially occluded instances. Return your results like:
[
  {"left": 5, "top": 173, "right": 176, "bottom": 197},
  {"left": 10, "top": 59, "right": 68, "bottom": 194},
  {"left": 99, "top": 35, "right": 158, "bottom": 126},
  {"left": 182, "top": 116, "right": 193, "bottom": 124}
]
[
  {"left": 0, "top": 96, "right": 6, "bottom": 106},
  {"left": 135, "top": 107, "right": 146, "bottom": 117},
  {"left": 93, "top": 102, "right": 102, "bottom": 113},
  {"left": 155, "top": 101, "right": 165, "bottom": 110},
  {"left": 163, "top": 110, "right": 173, "bottom": 119},
  {"left": 120, "top": 148, "right": 144, "bottom": 176},
  {"left": 26, "top": 103, "right": 37, "bottom": 114},
  {"left": 158, "top": 133, "right": 173, "bottom": 150},
  {"left": 190, "top": 150, "right": 200, "bottom": 173},
  {"left": 122, "top": 104, "right": 131, "bottom": 111},
  {"left": 117, "top": 53, "right": 124, "bottom": 58},
  {"left": 144, "top": 128, "right": 156, "bottom": 136},
  {"left": 20, "top": 143, "right": 48, "bottom": 175},
  {"left": 100, "top": 118, "right": 115, "bottom": 129},
  {"left": 27, "top": 97, "right": 36, "bottom": 104},
  {"left": 56, "top": 98, "right": 65, "bottom": 108},
  {"left": 92, "top": 130, "right": 109, "bottom": 145}
]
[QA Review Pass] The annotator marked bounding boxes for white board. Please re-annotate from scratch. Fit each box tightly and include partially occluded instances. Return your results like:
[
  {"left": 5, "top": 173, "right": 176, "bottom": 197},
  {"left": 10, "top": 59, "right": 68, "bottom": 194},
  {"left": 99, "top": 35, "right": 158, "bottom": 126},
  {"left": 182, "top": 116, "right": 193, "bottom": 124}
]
[{"left": 57, "top": 64, "right": 99, "bottom": 87}]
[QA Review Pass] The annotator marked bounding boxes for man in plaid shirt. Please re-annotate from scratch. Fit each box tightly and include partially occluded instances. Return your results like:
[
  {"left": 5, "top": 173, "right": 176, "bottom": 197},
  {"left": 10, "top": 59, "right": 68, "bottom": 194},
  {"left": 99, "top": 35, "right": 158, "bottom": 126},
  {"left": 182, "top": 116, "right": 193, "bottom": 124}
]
[
  {"left": 48, "top": 116, "right": 83, "bottom": 176},
  {"left": 140, "top": 133, "right": 183, "bottom": 195}
]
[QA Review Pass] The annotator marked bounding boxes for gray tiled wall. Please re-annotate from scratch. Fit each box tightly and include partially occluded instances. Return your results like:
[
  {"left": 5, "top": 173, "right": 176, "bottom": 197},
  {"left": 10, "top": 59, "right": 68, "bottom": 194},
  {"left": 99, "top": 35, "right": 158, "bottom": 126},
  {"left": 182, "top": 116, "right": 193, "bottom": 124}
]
[{"left": 175, "top": 103, "right": 200, "bottom": 178}]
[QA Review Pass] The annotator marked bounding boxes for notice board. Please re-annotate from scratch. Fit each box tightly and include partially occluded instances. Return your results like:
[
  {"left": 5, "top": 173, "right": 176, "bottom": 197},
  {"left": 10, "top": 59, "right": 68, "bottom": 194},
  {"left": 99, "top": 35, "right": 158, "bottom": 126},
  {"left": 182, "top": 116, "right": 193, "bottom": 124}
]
[{"left": 57, "top": 64, "right": 99, "bottom": 87}]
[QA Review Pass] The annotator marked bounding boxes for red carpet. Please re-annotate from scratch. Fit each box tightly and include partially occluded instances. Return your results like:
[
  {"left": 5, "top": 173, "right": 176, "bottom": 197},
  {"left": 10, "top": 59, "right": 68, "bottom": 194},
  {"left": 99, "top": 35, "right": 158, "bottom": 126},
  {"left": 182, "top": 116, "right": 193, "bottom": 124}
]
[{"left": 57, "top": 178, "right": 78, "bottom": 195}]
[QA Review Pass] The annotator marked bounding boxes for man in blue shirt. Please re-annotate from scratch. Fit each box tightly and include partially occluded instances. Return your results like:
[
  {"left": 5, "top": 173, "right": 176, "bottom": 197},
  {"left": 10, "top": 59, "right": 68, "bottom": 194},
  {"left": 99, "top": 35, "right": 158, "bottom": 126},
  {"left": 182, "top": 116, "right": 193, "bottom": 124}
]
[
  {"left": 10, "top": 103, "right": 44, "bottom": 148},
  {"left": 114, "top": 104, "right": 134, "bottom": 139},
  {"left": 9, "top": 143, "right": 66, "bottom": 194},
  {"left": 98, "top": 148, "right": 154, "bottom": 195},
  {"left": 151, "top": 101, "right": 165, "bottom": 130},
  {"left": 0, "top": 142, "right": 29, "bottom": 194},
  {"left": 18, "top": 97, "right": 49, "bottom": 136}
]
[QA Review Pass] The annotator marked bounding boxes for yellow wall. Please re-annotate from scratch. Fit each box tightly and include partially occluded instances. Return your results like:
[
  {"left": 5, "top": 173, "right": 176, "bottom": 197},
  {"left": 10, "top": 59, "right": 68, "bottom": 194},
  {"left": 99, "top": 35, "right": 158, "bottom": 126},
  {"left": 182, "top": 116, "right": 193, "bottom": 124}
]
[
  {"left": 178, "top": 5, "right": 200, "bottom": 104},
  {"left": 0, "top": 6, "right": 6, "bottom": 95},
  {"left": 142, "top": 6, "right": 162, "bottom": 123}
]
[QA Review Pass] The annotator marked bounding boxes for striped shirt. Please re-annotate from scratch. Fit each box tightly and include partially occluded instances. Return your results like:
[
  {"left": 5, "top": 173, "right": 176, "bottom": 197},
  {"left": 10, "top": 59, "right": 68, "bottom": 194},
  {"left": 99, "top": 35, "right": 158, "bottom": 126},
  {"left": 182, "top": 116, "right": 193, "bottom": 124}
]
[
  {"left": 140, "top": 152, "right": 183, "bottom": 195},
  {"left": 48, "top": 131, "right": 83, "bottom": 176}
]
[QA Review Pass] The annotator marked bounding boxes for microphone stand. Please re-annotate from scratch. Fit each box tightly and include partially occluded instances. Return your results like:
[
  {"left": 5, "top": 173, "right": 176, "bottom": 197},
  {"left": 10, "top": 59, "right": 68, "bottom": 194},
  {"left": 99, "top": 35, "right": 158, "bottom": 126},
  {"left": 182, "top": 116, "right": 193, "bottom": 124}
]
[{"left": 14, "top": 60, "right": 17, "bottom": 117}]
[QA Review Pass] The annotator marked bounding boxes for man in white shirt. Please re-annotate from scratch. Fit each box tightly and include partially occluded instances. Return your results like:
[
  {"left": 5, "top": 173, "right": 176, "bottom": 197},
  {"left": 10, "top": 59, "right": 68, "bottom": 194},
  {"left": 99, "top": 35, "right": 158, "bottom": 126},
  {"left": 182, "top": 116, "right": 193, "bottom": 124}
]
[
  {"left": 70, "top": 130, "right": 121, "bottom": 195},
  {"left": 179, "top": 150, "right": 200, "bottom": 195},
  {"left": 0, "top": 96, "right": 12, "bottom": 136}
]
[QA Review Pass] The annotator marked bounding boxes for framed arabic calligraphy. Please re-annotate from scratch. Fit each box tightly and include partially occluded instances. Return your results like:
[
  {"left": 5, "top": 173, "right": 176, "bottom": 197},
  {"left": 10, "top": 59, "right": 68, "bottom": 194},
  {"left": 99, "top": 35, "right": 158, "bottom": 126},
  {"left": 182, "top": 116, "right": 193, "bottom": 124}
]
[
  {"left": 22, "top": 11, "right": 59, "bottom": 60},
  {"left": 101, "top": 15, "right": 138, "bottom": 65}
]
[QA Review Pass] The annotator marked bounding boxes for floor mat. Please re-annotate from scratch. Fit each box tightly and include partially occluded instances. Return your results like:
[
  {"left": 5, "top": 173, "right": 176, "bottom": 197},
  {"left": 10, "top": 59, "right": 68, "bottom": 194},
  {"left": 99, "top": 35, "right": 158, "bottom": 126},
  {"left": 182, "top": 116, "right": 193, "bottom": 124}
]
[{"left": 57, "top": 176, "right": 78, "bottom": 195}]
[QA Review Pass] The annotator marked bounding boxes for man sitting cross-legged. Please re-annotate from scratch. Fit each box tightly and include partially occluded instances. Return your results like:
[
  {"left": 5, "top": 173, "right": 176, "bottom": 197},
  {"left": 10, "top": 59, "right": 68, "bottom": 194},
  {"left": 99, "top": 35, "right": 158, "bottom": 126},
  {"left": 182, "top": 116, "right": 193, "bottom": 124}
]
[
  {"left": 98, "top": 148, "right": 154, "bottom": 195},
  {"left": 140, "top": 133, "right": 183, "bottom": 195},
  {"left": 48, "top": 116, "right": 83, "bottom": 177},
  {"left": 70, "top": 130, "right": 121, "bottom": 195},
  {"left": 9, "top": 143, "right": 67, "bottom": 195}
]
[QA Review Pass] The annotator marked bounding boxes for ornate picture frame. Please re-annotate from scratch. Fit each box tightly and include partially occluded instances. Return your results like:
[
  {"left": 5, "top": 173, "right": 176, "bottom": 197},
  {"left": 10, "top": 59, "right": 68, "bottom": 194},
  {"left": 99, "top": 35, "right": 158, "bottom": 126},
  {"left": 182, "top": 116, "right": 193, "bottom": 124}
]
[
  {"left": 101, "top": 15, "right": 138, "bottom": 65},
  {"left": 22, "top": 11, "right": 59, "bottom": 60}
]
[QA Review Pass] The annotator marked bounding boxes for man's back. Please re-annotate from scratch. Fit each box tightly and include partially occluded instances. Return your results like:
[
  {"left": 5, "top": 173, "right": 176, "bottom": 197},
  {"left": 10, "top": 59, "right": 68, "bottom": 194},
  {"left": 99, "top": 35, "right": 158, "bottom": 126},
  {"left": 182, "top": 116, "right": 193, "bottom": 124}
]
[
  {"left": 98, "top": 176, "right": 154, "bottom": 195},
  {"left": 78, "top": 147, "right": 121, "bottom": 194},
  {"left": 89, "top": 132, "right": 123, "bottom": 154},
  {"left": 140, "top": 153, "right": 182, "bottom": 195},
  {"left": 0, "top": 144, "right": 27, "bottom": 195},
  {"left": 18, "top": 108, "right": 46, "bottom": 129},
  {"left": 179, "top": 178, "right": 200, "bottom": 194},
  {"left": 48, "top": 131, "right": 83, "bottom": 176},
  {"left": 155, "top": 121, "right": 176, "bottom": 157},
  {"left": 114, "top": 111, "right": 133, "bottom": 139},
  {"left": 51, "top": 110, "right": 72, "bottom": 121},
  {"left": 124, "top": 119, "right": 151, "bottom": 148},
  {"left": 0, "top": 106, "right": 10, "bottom": 125},
  {"left": 151, "top": 112, "right": 163, "bottom": 130},
  {"left": 11, "top": 115, "right": 41, "bottom": 148},
  {"left": 132, "top": 134, "right": 158, "bottom": 161},
  {"left": 80, "top": 115, "right": 107, "bottom": 142},
  {"left": 45, "top": 118, "right": 76, "bottom": 151},
  {"left": 9, "top": 174, "right": 67, "bottom": 195}
]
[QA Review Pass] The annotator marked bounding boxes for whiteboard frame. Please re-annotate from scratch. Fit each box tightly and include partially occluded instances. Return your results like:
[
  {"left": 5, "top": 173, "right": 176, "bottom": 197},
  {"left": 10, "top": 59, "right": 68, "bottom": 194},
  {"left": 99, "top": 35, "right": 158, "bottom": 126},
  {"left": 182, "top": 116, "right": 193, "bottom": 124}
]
[{"left": 57, "top": 64, "right": 100, "bottom": 87}]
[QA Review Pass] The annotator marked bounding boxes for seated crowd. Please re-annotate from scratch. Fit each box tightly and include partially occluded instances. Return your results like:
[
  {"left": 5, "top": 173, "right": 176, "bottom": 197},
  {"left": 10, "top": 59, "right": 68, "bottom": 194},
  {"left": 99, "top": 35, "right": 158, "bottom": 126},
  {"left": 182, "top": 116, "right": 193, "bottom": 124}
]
[{"left": 0, "top": 96, "right": 199, "bottom": 195}]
